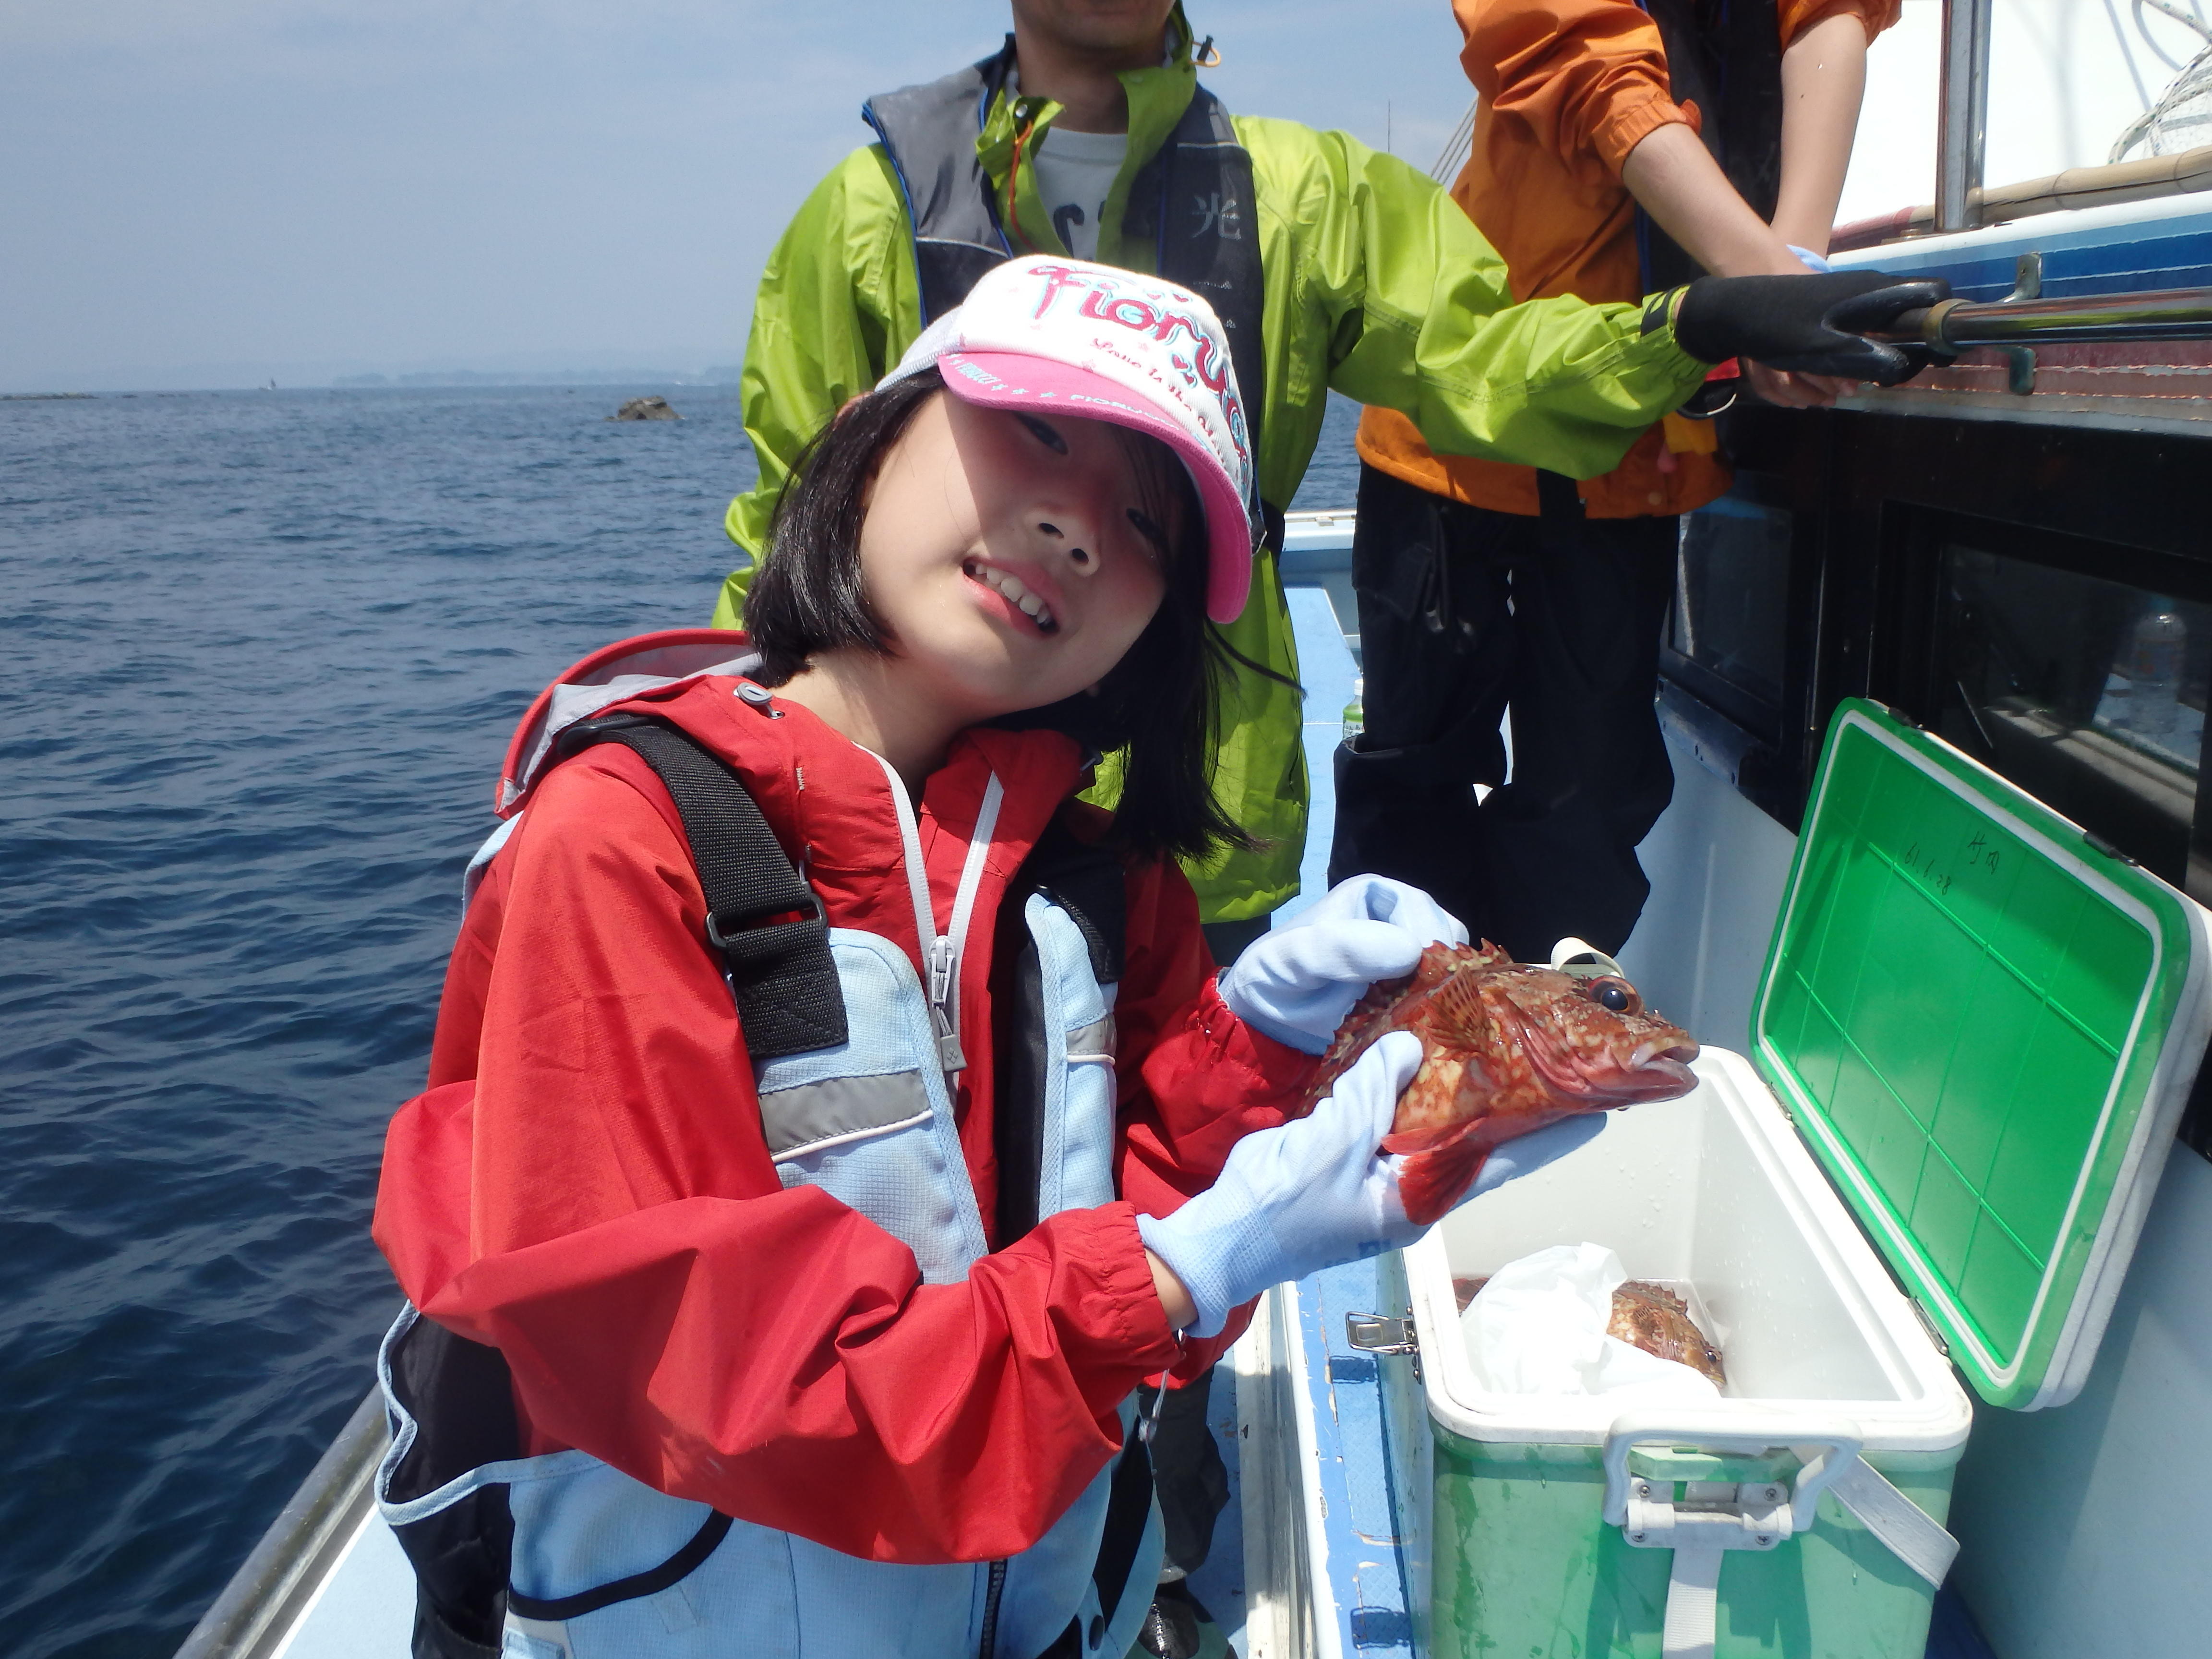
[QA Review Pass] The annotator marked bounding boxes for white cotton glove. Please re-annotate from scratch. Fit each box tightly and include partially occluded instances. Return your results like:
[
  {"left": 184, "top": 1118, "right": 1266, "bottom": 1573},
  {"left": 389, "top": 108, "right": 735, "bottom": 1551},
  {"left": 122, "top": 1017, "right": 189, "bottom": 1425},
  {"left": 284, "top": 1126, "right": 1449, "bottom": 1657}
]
[
  {"left": 1137, "top": 1033, "right": 1426, "bottom": 1336},
  {"left": 1464, "top": 1113, "right": 1609, "bottom": 1195},
  {"left": 1217, "top": 876, "right": 1469, "bottom": 1055}
]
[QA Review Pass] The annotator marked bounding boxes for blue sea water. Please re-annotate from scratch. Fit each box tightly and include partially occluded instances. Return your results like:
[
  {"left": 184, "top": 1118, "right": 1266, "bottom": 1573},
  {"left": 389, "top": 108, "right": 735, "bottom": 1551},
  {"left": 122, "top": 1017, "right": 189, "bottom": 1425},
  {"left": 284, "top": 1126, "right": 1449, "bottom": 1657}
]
[{"left": 0, "top": 383, "right": 1362, "bottom": 1659}]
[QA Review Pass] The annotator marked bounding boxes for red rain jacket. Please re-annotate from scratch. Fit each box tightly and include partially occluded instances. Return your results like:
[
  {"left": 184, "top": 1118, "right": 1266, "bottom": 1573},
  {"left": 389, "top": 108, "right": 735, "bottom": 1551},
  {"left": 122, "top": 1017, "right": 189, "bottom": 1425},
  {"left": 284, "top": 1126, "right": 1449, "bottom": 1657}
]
[{"left": 372, "top": 634, "right": 1314, "bottom": 1565}]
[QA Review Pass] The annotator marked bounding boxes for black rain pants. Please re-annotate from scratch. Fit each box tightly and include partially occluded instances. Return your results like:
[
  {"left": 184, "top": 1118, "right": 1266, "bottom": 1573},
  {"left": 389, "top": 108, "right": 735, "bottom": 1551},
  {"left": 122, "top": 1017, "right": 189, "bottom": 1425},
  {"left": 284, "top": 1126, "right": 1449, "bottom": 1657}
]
[{"left": 1327, "top": 462, "right": 1678, "bottom": 963}]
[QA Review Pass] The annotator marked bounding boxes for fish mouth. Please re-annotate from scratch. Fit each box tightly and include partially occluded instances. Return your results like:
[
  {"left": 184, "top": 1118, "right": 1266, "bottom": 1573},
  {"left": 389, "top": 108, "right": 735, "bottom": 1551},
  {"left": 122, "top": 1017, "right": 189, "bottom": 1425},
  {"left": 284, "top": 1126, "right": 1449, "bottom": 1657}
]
[
  {"left": 1509, "top": 1011, "right": 1701, "bottom": 1106},
  {"left": 1607, "top": 1050, "right": 1699, "bottom": 1100}
]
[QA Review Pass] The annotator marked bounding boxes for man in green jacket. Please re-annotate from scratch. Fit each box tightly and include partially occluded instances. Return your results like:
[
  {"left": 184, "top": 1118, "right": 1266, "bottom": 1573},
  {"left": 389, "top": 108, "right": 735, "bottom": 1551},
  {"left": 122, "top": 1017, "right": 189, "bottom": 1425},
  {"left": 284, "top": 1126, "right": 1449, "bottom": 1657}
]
[{"left": 712, "top": 1, "right": 1931, "bottom": 959}]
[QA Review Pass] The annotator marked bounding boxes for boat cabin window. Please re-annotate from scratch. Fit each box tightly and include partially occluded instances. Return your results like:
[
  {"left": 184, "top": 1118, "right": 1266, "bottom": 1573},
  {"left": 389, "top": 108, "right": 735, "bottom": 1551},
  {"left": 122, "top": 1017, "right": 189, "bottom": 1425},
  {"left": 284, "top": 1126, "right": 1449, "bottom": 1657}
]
[
  {"left": 1665, "top": 492, "right": 1792, "bottom": 741},
  {"left": 1893, "top": 511, "right": 2212, "bottom": 900},
  {"left": 1656, "top": 474, "right": 1816, "bottom": 824}
]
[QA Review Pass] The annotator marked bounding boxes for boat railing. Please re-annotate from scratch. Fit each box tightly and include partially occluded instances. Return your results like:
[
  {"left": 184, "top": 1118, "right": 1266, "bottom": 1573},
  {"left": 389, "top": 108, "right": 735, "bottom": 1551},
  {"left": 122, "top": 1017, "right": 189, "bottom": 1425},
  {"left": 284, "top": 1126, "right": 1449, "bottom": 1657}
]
[
  {"left": 1937, "top": 0, "right": 1995, "bottom": 233},
  {"left": 1831, "top": 146, "right": 2212, "bottom": 249},
  {"left": 173, "top": 1386, "right": 388, "bottom": 1659},
  {"left": 1879, "top": 285, "right": 2212, "bottom": 349}
]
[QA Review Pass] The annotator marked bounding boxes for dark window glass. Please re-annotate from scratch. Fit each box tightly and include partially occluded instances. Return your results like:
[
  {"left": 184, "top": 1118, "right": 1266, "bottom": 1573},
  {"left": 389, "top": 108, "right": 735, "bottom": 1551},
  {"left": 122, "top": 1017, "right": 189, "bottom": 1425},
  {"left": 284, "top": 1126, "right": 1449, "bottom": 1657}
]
[
  {"left": 1936, "top": 545, "right": 2209, "bottom": 887},
  {"left": 1668, "top": 496, "right": 1791, "bottom": 728}
]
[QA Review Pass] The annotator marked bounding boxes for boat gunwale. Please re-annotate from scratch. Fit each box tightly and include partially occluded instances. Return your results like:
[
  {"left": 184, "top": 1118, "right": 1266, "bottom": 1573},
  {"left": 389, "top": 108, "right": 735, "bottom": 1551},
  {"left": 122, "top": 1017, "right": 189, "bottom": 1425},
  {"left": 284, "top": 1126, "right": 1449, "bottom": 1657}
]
[{"left": 174, "top": 1386, "right": 388, "bottom": 1659}]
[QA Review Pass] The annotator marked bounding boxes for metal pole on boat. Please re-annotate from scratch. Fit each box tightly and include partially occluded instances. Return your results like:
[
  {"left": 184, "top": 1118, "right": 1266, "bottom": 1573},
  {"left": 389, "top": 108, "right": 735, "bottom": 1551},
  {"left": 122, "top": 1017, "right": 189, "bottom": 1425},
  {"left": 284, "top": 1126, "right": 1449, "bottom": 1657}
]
[
  {"left": 1936, "top": 0, "right": 1994, "bottom": 233},
  {"left": 1871, "top": 286, "right": 2212, "bottom": 349}
]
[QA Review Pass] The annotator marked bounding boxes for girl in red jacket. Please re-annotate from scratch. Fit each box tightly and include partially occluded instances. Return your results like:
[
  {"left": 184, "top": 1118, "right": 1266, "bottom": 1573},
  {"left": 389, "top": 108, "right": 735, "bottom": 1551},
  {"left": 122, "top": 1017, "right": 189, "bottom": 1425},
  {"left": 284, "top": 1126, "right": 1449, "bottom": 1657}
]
[{"left": 372, "top": 255, "right": 1577, "bottom": 1659}]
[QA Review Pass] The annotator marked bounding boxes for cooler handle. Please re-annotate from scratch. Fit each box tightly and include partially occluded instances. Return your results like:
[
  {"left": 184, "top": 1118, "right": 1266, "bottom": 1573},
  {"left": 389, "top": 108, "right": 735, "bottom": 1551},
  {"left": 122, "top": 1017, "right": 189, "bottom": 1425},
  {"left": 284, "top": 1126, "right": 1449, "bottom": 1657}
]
[{"left": 1600, "top": 1409, "right": 1865, "bottom": 1535}]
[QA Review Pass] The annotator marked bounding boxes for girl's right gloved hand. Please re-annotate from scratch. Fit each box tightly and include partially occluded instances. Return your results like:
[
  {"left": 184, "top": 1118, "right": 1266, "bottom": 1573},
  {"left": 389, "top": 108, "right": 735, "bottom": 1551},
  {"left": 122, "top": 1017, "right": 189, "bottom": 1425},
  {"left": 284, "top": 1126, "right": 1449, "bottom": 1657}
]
[
  {"left": 1216, "top": 876, "right": 1467, "bottom": 1055},
  {"left": 1136, "top": 1033, "right": 1427, "bottom": 1336}
]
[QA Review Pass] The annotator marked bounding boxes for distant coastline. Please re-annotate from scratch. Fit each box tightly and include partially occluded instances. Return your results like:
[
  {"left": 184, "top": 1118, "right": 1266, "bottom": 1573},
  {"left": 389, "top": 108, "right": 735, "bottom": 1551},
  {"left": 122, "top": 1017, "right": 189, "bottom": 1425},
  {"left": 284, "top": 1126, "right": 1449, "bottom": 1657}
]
[{"left": 335, "top": 365, "right": 741, "bottom": 388}]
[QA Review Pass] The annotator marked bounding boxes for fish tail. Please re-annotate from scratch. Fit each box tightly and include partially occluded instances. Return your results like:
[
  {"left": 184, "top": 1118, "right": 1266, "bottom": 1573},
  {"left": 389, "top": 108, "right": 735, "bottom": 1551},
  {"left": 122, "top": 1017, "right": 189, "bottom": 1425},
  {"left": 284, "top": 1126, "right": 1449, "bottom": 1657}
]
[{"left": 1397, "top": 1129, "right": 1492, "bottom": 1228}]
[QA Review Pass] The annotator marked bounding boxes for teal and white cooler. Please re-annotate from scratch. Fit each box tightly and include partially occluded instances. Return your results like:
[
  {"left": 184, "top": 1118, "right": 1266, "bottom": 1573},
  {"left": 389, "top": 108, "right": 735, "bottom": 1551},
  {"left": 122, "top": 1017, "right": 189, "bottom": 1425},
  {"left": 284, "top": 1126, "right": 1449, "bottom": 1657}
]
[{"left": 1380, "top": 699, "right": 2212, "bottom": 1659}]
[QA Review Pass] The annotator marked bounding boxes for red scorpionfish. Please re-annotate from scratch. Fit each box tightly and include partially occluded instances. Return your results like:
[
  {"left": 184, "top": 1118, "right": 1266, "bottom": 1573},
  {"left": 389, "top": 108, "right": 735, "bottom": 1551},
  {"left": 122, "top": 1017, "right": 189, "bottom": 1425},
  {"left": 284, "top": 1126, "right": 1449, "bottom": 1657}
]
[{"left": 1295, "top": 942, "right": 1701, "bottom": 1226}]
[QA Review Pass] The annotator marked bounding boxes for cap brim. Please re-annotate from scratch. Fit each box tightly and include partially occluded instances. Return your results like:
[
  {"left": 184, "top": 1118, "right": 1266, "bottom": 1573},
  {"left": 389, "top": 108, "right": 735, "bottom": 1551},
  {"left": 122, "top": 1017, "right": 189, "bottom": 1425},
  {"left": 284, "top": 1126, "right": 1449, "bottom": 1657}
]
[{"left": 938, "top": 349, "right": 1252, "bottom": 624}]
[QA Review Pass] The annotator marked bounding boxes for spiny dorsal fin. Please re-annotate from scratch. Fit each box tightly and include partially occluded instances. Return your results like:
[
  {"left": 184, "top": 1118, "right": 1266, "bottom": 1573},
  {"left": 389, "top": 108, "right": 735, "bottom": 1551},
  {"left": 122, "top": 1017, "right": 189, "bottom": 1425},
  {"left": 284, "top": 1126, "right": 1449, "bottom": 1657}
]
[{"left": 1424, "top": 966, "right": 1493, "bottom": 1051}]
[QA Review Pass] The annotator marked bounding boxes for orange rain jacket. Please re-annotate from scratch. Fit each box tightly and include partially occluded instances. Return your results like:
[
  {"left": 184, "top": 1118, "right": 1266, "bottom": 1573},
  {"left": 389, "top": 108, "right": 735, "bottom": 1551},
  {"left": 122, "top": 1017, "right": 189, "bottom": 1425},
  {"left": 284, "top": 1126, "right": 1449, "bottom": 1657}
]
[{"left": 1357, "top": 0, "right": 1897, "bottom": 519}]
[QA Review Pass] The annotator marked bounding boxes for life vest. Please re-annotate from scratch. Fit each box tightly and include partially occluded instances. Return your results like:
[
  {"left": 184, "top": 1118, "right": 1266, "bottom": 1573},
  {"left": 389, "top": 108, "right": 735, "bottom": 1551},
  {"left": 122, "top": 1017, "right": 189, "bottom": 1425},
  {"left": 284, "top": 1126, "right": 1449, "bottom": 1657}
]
[
  {"left": 375, "top": 637, "right": 1160, "bottom": 1659},
  {"left": 861, "top": 37, "right": 1272, "bottom": 482},
  {"left": 1633, "top": 0, "right": 1786, "bottom": 294}
]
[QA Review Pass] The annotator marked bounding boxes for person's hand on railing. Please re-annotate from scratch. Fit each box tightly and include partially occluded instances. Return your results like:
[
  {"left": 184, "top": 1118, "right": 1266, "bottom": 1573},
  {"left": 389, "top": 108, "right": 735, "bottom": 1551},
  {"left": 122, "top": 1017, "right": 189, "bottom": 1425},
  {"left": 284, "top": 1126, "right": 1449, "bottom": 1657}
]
[{"left": 1652, "top": 273, "right": 1954, "bottom": 387}]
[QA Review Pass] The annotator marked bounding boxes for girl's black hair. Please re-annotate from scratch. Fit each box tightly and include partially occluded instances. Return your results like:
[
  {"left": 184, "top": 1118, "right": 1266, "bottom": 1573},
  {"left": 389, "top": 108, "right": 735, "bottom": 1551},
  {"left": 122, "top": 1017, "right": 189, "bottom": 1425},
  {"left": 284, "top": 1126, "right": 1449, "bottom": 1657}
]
[{"left": 747, "top": 367, "right": 1286, "bottom": 865}]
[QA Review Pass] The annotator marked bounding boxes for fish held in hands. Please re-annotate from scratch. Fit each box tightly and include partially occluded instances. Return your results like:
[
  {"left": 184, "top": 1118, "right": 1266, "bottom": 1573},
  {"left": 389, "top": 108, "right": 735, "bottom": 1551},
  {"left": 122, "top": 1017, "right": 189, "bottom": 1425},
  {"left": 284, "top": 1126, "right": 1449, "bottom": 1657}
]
[{"left": 1298, "top": 942, "right": 1699, "bottom": 1225}]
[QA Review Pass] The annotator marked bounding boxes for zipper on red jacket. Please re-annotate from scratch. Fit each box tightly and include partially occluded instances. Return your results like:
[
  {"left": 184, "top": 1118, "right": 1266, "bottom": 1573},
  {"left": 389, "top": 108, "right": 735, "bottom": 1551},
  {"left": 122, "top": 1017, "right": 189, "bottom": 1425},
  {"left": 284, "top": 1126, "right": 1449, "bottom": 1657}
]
[
  {"left": 863, "top": 751, "right": 1004, "bottom": 1077},
  {"left": 978, "top": 1557, "right": 1009, "bottom": 1659}
]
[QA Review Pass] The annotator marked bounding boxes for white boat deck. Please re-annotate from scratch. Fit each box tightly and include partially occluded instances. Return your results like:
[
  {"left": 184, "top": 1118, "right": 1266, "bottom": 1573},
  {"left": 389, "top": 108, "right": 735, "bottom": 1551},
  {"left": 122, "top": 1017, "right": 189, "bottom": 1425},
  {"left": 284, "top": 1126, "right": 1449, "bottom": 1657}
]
[{"left": 266, "top": 1511, "right": 411, "bottom": 1659}]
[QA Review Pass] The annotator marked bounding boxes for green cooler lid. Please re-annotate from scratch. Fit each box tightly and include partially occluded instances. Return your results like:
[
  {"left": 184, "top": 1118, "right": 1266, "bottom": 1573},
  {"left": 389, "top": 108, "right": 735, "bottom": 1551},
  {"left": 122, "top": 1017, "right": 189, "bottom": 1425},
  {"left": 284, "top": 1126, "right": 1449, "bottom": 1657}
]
[{"left": 1751, "top": 698, "right": 2212, "bottom": 1409}]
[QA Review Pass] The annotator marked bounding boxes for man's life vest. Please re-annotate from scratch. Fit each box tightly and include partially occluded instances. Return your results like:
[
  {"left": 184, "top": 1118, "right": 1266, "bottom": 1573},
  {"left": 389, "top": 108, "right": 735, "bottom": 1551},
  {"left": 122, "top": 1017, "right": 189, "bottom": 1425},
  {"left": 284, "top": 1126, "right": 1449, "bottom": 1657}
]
[
  {"left": 861, "top": 38, "right": 1273, "bottom": 500},
  {"left": 375, "top": 640, "right": 1161, "bottom": 1659},
  {"left": 1634, "top": 0, "right": 1786, "bottom": 294}
]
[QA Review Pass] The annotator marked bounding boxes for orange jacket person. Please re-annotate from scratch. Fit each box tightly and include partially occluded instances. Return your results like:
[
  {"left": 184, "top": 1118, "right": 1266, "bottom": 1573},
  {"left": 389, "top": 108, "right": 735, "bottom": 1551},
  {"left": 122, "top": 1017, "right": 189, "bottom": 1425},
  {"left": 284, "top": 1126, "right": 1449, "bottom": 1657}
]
[{"left": 1333, "top": 0, "right": 1899, "bottom": 962}]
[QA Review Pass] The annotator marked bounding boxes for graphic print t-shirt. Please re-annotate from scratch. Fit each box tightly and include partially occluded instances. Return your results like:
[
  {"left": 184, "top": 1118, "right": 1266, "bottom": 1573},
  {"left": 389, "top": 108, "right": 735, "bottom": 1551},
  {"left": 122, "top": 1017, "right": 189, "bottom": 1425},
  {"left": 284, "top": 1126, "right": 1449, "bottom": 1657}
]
[{"left": 1030, "top": 126, "right": 1128, "bottom": 261}]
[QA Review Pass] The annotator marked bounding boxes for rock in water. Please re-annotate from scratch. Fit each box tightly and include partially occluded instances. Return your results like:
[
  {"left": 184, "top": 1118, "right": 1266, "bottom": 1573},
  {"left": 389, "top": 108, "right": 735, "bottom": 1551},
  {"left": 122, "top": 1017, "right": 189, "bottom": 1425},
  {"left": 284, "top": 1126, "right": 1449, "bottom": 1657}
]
[{"left": 611, "top": 397, "right": 679, "bottom": 421}]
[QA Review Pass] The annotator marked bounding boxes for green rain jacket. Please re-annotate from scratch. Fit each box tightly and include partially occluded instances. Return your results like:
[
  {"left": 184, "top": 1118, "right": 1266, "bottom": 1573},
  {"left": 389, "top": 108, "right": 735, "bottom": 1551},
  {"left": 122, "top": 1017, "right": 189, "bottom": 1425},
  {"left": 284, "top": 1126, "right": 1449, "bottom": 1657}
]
[{"left": 712, "top": 38, "right": 1709, "bottom": 925}]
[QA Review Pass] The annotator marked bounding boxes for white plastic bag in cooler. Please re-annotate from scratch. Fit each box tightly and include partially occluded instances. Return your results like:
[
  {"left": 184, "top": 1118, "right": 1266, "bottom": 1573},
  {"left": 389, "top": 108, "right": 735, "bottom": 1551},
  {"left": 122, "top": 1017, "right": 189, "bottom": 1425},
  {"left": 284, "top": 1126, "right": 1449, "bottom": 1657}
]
[{"left": 1461, "top": 1241, "right": 1720, "bottom": 1402}]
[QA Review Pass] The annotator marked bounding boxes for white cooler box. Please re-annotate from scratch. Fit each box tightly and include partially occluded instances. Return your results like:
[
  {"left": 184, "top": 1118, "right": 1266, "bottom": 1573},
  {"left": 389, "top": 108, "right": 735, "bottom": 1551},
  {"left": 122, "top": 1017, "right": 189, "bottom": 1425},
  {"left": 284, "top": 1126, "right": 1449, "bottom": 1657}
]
[{"left": 1368, "top": 699, "right": 2212, "bottom": 1659}]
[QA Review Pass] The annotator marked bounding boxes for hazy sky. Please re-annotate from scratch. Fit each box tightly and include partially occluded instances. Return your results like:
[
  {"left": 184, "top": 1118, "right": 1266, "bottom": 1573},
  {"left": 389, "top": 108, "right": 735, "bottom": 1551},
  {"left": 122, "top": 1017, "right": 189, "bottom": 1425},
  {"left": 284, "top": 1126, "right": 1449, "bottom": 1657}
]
[
  {"left": 2, "top": 1, "right": 1477, "bottom": 390},
  {"left": 3, "top": 0, "right": 2176, "bottom": 391}
]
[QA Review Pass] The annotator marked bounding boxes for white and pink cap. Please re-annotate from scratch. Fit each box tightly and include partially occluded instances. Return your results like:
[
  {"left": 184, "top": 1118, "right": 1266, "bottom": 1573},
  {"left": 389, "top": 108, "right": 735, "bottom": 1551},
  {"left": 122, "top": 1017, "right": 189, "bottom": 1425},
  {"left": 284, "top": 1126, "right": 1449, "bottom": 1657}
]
[{"left": 881, "top": 256, "right": 1259, "bottom": 624}]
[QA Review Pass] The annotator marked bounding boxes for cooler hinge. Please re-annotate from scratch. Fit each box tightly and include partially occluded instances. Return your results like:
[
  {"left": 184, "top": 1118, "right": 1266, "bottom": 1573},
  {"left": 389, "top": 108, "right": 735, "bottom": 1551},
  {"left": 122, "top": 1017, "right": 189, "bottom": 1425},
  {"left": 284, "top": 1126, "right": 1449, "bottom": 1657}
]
[{"left": 1910, "top": 1298, "right": 1951, "bottom": 1358}]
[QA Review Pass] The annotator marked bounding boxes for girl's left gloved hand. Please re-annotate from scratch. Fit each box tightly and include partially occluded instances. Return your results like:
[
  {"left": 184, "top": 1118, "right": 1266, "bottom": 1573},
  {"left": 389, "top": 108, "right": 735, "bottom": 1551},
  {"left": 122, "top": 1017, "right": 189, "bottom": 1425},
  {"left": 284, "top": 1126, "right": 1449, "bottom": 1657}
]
[
  {"left": 1217, "top": 875, "right": 1467, "bottom": 1055},
  {"left": 1139, "top": 1034, "right": 1613, "bottom": 1336},
  {"left": 1138, "top": 1033, "right": 1427, "bottom": 1335}
]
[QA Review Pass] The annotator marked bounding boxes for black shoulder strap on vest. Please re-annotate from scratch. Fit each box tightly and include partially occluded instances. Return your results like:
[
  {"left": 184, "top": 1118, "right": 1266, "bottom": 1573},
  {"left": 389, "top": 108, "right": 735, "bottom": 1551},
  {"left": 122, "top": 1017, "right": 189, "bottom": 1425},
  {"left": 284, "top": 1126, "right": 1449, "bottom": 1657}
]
[
  {"left": 1021, "top": 816, "right": 1130, "bottom": 986},
  {"left": 863, "top": 40, "right": 1018, "bottom": 326},
  {"left": 991, "top": 816, "right": 1128, "bottom": 1246},
  {"left": 553, "top": 713, "right": 847, "bottom": 1058},
  {"left": 1633, "top": 0, "right": 1784, "bottom": 295},
  {"left": 1121, "top": 83, "right": 1269, "bottom": 474}
]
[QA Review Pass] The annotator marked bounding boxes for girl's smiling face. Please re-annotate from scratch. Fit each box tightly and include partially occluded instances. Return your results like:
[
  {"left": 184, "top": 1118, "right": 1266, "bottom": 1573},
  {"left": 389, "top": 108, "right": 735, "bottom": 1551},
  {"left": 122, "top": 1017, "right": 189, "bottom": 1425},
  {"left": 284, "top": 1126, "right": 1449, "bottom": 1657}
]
[{"left": 853, "top": 390, "right": 1177, "bottom": 725}]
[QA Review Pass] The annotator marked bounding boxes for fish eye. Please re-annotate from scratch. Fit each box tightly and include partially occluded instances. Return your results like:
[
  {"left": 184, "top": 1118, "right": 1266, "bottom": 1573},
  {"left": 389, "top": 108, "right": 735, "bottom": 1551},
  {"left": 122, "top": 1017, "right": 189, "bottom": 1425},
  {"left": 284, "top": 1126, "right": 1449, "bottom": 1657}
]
[
  {"left": 1015, "top": 413, "right": 1068, "bottom": 454},
  {"left": 1587, "top": 976, "right": 1639, "bottom": 1015}
]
